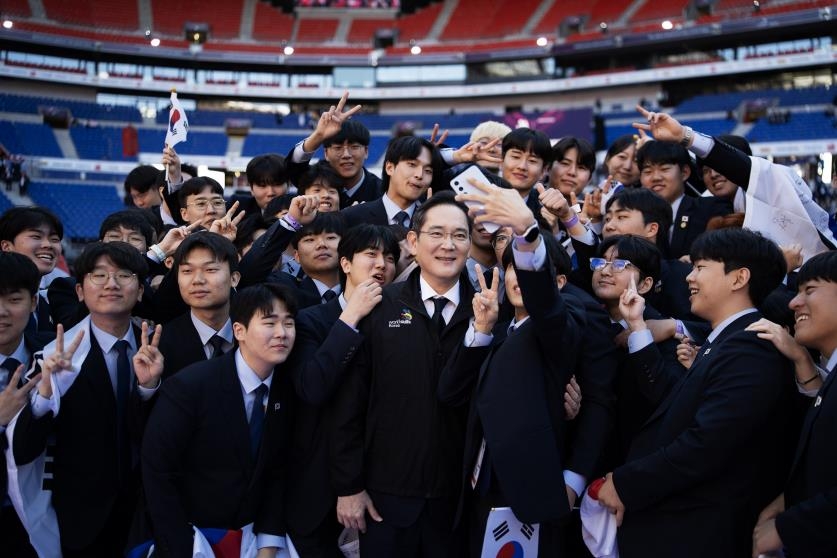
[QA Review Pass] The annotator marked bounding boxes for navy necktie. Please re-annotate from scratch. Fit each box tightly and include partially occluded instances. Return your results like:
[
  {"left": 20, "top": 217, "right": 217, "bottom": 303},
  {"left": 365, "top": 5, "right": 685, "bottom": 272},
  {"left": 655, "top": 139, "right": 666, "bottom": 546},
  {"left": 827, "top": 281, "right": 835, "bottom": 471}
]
[
  {"left": 114, "top": 340, "right": 131, "bottom": 479},
  {"left": 209, "top": 335, "right": 226, "bottom": 359},
  {"left": 0, "top": 357, "right": 21, "bottom": 390},
  {"left": 249, "top": 384, "right": 268, "bottom": 459},
  {"left": 431, "top": 297, "right": 448, "bottom": 337},
  {"left": 393, "top": 210, "right": 410, "bottom": 228},
  {"left": 322, "top": 290, "right": 338, "bottom": 303}
]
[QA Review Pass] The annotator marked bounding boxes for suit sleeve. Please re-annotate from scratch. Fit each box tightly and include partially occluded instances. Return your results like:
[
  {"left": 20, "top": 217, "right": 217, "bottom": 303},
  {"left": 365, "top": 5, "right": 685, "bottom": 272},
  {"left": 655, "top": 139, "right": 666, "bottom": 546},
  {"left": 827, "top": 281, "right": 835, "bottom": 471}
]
[
  {"left": 776, "top": 489, "right": 837, "bottom": 558},
  {"left": 11, "top": 402, "right": 54, "bottom": 466},
  {"left": 625, "top": 338, "right": 687, "bottom": 408},
  {"left": 613, "top": 336, "right": 789, "bottom": 512},
  {"left": 290, "top": 310, "right": 364, "bottom": 406},
  {"left": 699, "top": 138, "right": 752, "bottom": 190},
  {"left": 47, "top": 278, "right": 87, "bottom": 329},
  {"left": 237, "top": 217, "right": 296, "bottom": 289},
  {"left": 437, "top": 342, "right": 492, "bottom": 407},
  {"left": 141, "top": 375, "right": 198, "bottom": 557}
]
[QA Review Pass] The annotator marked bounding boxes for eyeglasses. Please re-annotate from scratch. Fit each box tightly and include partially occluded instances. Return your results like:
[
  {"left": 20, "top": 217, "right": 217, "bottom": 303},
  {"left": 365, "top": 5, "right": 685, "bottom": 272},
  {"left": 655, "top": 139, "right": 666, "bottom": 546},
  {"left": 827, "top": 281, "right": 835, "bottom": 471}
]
[
  {"left": 186, "top": 199, "right": 227, "bottom": 211},
  {"left": 326, "top": 143, "right": 365, "bottom": 155},
  {"left": 590, "top": 258, "right": 633, "bottom": 273},
  {"left": 419, "top": 230, "right": 470, "bottom": 244},
  {"left": 87, "top": 270, "right": 138, "bottom": 286},
  {"left": 491, "top": 234, "right": 511, "bottom": 248}
]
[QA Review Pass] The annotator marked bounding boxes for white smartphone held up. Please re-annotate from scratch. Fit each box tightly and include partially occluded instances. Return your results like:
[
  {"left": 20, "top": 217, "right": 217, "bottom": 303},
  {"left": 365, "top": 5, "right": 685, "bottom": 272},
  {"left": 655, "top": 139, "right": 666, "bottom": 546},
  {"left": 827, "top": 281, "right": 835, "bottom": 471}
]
[{"left": 449, "top": 166, "right": 500, "bottom": 233}]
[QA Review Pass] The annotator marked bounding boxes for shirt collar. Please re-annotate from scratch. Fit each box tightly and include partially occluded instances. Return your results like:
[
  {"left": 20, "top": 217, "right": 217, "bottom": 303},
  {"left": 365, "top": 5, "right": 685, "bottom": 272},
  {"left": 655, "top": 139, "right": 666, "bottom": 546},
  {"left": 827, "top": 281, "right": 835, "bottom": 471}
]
[
  {"left": 509, "top": 315, "right": 530, "bottom": 332},
  {"left": 235, "top": 349, "right": 273, "bottom": 395},
  {"left": 418, "top": 275, "right": 460, "bottom": 308},
  {"left": 670, "top": 193, "right": 686, "bottom": 221},
  {"left": 1, "top": 337, "right": 28, "bottom": 364},
  {"left": 190, "top": 312, "right": 234, "bottom": 345},
  {"left": 338, "top": 293, "right": 348, "bottom": 310},
  {"left": 89, "top": 320, "right": 137, "bottom": 354},
  {"left": 824, "top": 350, "right": 837, "bottom": 374},
  {"left": 382, "top": 192, "right": 418, "bottom": 222},
  {"left": 344, "top": 169, "right": 365, "bottom": 198},
  {"left": 310, "top": 278, "right": 342, "bottom": 299},
  {"left": 708, "top": 308, "right": 757, "bottom": 343}
]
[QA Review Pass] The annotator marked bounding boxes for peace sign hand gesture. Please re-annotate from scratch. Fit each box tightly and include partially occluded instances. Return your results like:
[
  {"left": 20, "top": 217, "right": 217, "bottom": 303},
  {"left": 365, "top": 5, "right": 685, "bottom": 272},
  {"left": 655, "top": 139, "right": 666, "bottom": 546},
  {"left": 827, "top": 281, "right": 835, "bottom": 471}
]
[
  {"left": 39, "top": 324, "right": 85, "bottom": 399},
  {"left": 310, "top": 91, "right": 363, "bottom": 146},
  {"left": 473, "top": 264, "right": 501, "bottom": 335},
  {"left": 133, "top": 322, "right": 164, "bottom": 389},
  {"left": 209, "top": 200, "right": 246, "bottom": 242}
]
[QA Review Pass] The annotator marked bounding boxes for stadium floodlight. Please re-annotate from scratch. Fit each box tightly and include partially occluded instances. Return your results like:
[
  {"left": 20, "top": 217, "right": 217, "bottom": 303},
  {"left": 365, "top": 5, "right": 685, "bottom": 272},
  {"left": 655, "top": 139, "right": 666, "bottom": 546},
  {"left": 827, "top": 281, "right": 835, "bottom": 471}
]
[
  {"left": 284, "top": 45, "right": 295, "bottom": 56},
  {"left": 410, "top": 44, "right": 422, "bottom": 55},
  {"left": 2, "top": 19, "right": 12, "bottom": 29},
  {"left": 150, "top": 38, "right": 161, "bottom": 47},
  {"left": 661, "top": 20, "right": 674, "bottom": 30},
  {"left": 536, "top": 36, "right": 548, "bottom": 47}
]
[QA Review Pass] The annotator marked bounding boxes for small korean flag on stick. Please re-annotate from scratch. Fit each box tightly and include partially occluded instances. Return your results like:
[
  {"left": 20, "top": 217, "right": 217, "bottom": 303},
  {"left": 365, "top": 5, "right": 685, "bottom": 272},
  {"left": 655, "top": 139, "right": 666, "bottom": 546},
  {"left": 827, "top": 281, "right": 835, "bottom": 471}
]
[{"left": 165, "top": 89, "right": 189, "bottom": 182}]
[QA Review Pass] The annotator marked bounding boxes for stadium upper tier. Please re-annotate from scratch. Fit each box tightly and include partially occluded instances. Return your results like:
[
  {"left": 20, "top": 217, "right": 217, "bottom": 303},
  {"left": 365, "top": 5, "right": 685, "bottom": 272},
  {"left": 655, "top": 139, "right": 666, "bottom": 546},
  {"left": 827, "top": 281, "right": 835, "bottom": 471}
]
[
  {"left": 1, "top": 0, "right": 833, "bottom": 59},
  {"left": 1, "top": 85, "right": 834, "bottom": 166}
]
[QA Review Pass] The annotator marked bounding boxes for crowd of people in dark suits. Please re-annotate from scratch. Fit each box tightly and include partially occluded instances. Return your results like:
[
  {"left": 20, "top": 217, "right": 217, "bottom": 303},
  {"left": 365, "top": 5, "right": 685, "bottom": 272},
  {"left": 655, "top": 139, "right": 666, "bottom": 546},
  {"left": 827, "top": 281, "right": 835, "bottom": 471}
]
[{"left": 1, "top": 93, "right": 836, "bottom": 558}]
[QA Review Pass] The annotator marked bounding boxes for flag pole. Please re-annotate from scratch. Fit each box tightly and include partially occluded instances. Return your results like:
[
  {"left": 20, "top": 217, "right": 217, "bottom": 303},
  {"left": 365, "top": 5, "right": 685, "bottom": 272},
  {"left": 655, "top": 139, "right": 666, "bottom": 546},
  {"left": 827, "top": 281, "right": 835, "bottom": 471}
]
[{"left": 165, "top": 88, "right": 176, "bottom": 183}]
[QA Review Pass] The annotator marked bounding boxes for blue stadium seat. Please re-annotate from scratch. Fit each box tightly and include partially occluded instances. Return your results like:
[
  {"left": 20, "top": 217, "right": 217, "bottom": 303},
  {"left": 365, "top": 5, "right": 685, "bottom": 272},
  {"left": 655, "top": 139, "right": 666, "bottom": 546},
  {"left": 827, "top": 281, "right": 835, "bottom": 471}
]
[{"left": 28, "top": 182, "right": 124, "bottom": 241}]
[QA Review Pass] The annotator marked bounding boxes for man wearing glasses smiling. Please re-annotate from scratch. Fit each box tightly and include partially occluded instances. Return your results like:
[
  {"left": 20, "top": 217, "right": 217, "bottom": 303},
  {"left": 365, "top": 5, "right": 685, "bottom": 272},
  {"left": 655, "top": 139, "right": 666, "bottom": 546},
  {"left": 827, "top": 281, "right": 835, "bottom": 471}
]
[
  {"left": 177, "top": 177, "right": 228, "bottom": 227},
  {"left": 287, "top": 91, "right": 382, "bottom": 209}
]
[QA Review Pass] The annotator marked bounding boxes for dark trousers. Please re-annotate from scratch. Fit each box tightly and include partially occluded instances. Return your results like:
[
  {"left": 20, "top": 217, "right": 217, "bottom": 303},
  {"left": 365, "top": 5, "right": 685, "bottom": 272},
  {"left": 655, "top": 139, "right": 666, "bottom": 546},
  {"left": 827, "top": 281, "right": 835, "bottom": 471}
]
[
  {"left": 360, "top": 495, "right": 461, "bottom": 558},
  {"left": 61, "top": 487, "right": 137, "bottom": 558},
  {"left": 290, "top": 512, "right": 345, "bottom": 558},
  {"left": 1, "top": 504, "right": 38, "bottom": 558}
]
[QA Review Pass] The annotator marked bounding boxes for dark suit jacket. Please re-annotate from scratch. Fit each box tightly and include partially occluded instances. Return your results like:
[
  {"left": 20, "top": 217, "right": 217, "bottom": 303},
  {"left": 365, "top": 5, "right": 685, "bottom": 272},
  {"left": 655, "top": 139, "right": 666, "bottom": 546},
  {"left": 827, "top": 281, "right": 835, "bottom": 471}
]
[
  {"left": 13, "top": 324, "right": 149, "bottom": 550},
  {"left": 285, "top": 298, "right": 363, "bottom": 536},
  {"left": 157, "top": 312, "right": 226, "bottom": 379},
  {"left": 1, "top": 333, "right": 51, "bottom": 498},
  {"left": 439, "top": 261, "right": 585, "bottom": 525},
  {"left": 612, "top": 312, "right": 797, "bottom": 558},
  {"left": 338, "top": 198, "right": 389, "bottom": 229},
  {"left": 269, "top": 272, "right": 325, "bottom": 309},
  {"left": 330, "top": 268, "right": 474, "bottom": 528},
  {"left": 668, "top": 195, "right": 732, "bottom": 259},
  {"left": 776, "top": 363, "right": 837, "bottom": 558},
  {"left": 141, "top": 352, "right": 289, "bottom": 557}
]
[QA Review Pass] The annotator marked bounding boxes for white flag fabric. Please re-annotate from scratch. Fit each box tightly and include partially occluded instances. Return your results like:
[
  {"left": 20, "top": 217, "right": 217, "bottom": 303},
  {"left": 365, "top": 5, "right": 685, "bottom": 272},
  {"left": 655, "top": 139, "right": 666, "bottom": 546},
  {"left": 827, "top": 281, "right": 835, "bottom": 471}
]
[
  {"left": 580, "top": 489, "right": 619, "bottom": 558},
  {"left": 5, "top": 316, "right": 94, "bottom": 557},
  {"left": 165, "top": 90, "right": 189, "bottom": 148},
  {"left": 743, "top": 156, "right": 836, "bottom": 263},
  {"left": 480, "top": 507, "right": 539, "bottom": 558}
]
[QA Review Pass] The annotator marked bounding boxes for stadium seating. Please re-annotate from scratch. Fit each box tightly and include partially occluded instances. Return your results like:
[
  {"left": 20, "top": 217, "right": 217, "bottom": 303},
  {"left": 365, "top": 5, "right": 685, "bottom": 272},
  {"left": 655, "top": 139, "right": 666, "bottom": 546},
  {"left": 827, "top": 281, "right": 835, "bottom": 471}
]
[
  {"left": 70, "top": 126, "right": 137, "bottom": 161},
  {"left": 42, "top": 0, "right": 138, "bottom": 30},
  {"left": 748, "top": 111, "right": 837, "bottom": 142},
  {"left": 27, "top": 182, "right": 124, "bottom": 241},
  {"left": 0, "top": 122, "right": 62, "bottom": 157}
]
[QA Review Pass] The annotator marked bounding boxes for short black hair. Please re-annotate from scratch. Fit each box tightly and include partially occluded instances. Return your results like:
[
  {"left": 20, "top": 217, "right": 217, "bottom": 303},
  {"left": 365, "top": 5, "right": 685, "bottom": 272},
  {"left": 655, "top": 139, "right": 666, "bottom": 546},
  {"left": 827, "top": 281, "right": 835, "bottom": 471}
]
[
  {"left": 689, "top": 228, "right": 786, "bottom": 308},
  {"left": 290, "top": 212, "right": 345, "bottom": 250},
  {"left": 410, "top": 190, "right": 472, "bottom": 234},
  {"left": 99, "top": 209, "right": 155, "bottom": 247},
  {"left": 231, "top": 283, "right": 297, "bottom": 327},
  {"left": 502, "top": 128, "right": 554, "bottom": 166},
  {"left": 0, "top": 206, "right": 64, "bottom": 242},
  {"left": 298, "top": 160, "right": 343, "bottom": 194},
  {"left": 381, "top": 135, "right": 443, "bottom": 193},
  {"left": 124, "top": 165, "right": 160, "bottom": 195},
  {"left": 321, "top": 120, "right": 371, "bottom": 148},
  {"left": 337, "top": 224, "right": 400, "bottom": 290},
  {"left": 74, "top": 241, "right": 149, "bottom": 284},
  {"left": 552, "top": 136, "right": 595, "bottom": 171},
  {"left": 177, "top": 176, "right": 225, "bottom": 207},
  {"left": 598, "top": 235, "right": 661, "bottom": 283},
  {"left": 0, "top": 251, "right": 40, "bottom": 296},
  {"left": 605, "top": 188, "right": 672, "bottom": 251},
  {"left": 246, "top": 153, "right": 289, "bottom": 187},
  {"left": 636, "top": 140, "right": 691, "bottom": 170},
  {"left": 797, "top": 250, "right": 837, "bottom": 286},
  {"left": 172, "top": 232, "right": 240, "bottom": 276},
  {"left": 234, "top": 214, "right": 274, "bottom": 255},
  {"left": 263, "top": 194, "right": 294, "bottom": 218}
]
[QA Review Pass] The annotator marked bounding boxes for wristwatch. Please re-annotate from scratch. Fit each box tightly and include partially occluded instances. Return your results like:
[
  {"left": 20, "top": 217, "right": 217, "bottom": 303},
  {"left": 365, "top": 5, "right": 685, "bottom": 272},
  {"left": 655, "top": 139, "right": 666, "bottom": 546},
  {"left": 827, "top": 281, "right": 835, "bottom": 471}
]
[{"left": 515, "top": 222, "right": 540, "bottom": 243}]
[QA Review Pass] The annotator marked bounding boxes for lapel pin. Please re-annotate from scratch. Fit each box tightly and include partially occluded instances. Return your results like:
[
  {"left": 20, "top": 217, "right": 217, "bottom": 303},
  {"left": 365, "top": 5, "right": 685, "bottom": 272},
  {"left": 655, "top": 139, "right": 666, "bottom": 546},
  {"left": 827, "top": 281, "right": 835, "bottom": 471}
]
[
  {"left": 274, "top": 403, "right": 281, "bottom": 411},
  {"left": 815, "top": 395, "right": 822, "bottom": 407},
  {"left": 680, "top": 216, "right": 689, "bottom": 229},
  {"left": 703, "top": 347, "right": 712, "bottom": 356}
]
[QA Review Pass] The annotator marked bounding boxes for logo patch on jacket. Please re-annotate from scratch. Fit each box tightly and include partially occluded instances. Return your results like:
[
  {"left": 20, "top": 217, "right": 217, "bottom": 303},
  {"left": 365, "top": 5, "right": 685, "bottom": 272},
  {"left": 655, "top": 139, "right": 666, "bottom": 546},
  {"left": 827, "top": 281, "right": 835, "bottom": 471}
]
[{"left": 388, "top": 308, "right": 413, "bottom": 328}]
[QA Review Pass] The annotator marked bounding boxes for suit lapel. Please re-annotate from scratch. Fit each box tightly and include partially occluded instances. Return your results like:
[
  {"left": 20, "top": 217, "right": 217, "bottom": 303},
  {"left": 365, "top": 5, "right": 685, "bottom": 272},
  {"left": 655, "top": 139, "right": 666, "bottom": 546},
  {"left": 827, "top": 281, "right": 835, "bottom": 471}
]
[
  {"left": 219, "top": 355, "right": 254, "bottom": 471},
  {"left": 81, "top": 331, "right": 117, "bottom": 411},
  {"left": 184, "top": 317, "right": 208, "bottom": 362},
  {"left": 670, "top": 196, "right": 695, "bottom": 256},
  {"left": 642, "top": 312, "right": 758, "bottom": 427}
]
